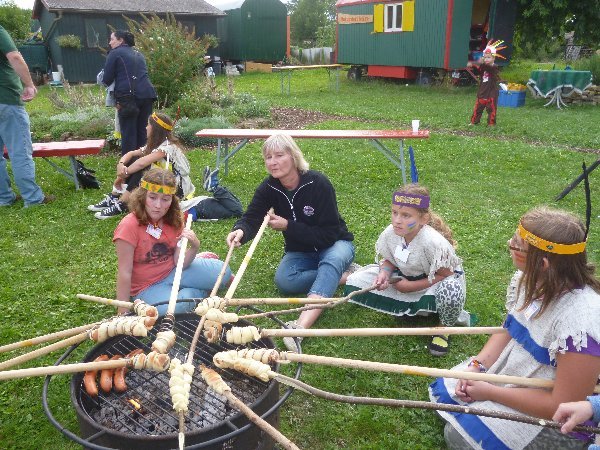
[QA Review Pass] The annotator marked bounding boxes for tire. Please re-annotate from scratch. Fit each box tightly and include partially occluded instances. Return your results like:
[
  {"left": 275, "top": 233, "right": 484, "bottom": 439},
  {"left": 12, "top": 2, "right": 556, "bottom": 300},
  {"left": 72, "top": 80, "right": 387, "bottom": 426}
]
[{"left": 347, "top": 67, "right": 362, "bottom": 81}]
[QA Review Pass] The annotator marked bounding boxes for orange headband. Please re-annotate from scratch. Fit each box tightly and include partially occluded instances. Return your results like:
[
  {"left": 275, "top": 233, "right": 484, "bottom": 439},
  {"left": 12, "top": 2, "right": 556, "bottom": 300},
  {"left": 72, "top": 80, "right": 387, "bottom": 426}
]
[
  {"left": 151, "top": 113, "right": 173, "bottom": 131},
  {"left": 518, "top": 223, "right": 586, "bottom": 255}
]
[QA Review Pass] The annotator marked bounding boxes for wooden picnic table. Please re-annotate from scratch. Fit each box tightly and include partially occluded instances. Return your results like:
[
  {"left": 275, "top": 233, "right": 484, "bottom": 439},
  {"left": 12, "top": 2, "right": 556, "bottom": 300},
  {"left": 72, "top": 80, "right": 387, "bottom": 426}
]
[
  {"left": 271, "top": 64, "right": 344, "bottom": 94},
  {"left": 195, "top": 128, "right": 430, "bottom": 184}
]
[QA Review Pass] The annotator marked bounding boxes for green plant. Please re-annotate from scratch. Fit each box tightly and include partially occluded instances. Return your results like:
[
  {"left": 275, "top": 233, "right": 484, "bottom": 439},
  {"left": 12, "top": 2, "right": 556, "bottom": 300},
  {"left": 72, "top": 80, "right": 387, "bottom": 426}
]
[
  {"left": 0, "top": 1, "right": 31, "bottom": 41},
  {"left": 55, "top": 34, "right": 82, "bottom": 50},
  {"left": 574, "top": 53, "right": 600, "bottom": 85},
  {"left": 124, "top": 13, "right": 218, "bottom": 107},
  {"left": 227, "top": 93, "right": 271, "bottom": 120},
  {"left": 174, "top": 116, "right": 232, "bottom": 148}
]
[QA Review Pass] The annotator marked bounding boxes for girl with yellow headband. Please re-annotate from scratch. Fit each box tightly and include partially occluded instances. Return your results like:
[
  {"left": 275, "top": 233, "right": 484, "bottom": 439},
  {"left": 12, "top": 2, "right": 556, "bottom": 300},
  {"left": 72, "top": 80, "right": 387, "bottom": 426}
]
[
  {"left": 113, "top": 167, "right": 231, "bottom": 315},
  {"left": 88, "top": 111, "right": 194, "bottom": 220},
  {"left": 430, "top": 206, "right": 600, "bottom": 450}
]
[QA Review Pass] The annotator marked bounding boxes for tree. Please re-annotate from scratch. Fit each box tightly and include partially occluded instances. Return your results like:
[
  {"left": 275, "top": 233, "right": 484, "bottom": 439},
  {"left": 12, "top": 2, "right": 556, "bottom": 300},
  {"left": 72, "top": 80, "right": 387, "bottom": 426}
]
[
  {"left": 514, "top": 0, "right": 600, "bottom": 53},
  {"left": 288, "top": 0, "right": 335, "bottom": 46},
  {"left": 0, "top": 0, "right": 31, "bottom": 42}
]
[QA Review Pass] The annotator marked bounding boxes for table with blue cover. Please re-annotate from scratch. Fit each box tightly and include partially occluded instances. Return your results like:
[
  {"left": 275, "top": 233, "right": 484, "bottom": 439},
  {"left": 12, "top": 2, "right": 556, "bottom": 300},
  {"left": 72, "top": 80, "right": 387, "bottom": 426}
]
[{"left": 527, "top": 70, "right": 593, "bottom": 108}]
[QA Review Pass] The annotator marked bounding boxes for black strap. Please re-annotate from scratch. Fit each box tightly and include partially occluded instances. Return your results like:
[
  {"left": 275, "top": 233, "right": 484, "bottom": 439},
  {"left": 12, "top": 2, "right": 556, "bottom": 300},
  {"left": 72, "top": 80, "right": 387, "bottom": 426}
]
[{"left": 118, "top": 50, "right": 139, "bottom": 95}]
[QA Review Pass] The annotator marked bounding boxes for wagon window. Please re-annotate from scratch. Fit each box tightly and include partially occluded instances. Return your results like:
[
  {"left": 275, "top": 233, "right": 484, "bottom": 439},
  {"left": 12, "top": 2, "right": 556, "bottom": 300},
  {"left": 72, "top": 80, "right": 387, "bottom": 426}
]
[
  {"left": 85, "top": 18, "right": 107, "bottom": 48},
  {"left": 384, "top": 3, "right": 402, "bottom": 32}
]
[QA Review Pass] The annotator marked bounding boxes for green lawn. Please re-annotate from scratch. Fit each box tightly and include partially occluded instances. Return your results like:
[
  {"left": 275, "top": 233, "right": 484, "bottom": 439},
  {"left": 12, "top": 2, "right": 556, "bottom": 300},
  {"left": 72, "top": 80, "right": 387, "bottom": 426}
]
[{"left": 0, "top": 69, "right": 599, "bottom": 449}]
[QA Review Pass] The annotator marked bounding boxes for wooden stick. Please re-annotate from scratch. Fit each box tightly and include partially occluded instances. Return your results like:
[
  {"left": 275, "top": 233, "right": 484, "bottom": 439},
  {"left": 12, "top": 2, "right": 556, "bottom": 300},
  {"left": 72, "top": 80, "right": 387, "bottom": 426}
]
[
  {"left": 262, "top": 326, "right": 506, "bottom": 338},
  {"left": 224, "top": 391, "right": 299, "bottom": 450},
  {"left": 0, "top": 332, "right": 88, "bottom": 371},
  {"left": 0, "top": 323, "right": 96, "bottom": 354},
  {"left": 278, "top": 352, "right": 600, "bottom": 393},
  {"left": 224, "top": 208, "right": 273, "bottom": 300},
  {"left": 0, "top": 359, "right": 130, "bottom": 381},
  {"left": 272, "top": 373, "right": 600, "bottom": 435},
  {"left": 77, "top": 293, "right": 133, "bottom": 311},
  {"left": 167, "top": 214, "right": 194, "bottom": 316},
  {"left": 209, "top": 242, "right": 235, "bottom": 297}
]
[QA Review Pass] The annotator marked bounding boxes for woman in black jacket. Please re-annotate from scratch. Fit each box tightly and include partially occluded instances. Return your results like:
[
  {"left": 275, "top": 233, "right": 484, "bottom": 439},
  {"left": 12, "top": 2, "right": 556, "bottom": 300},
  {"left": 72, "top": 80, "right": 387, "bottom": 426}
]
[
  {"left": 226, "top": 134, "right": 355, "bottom": 350},
  {"left": 102, "top": 30, "right": 157, "bottom": 156}
]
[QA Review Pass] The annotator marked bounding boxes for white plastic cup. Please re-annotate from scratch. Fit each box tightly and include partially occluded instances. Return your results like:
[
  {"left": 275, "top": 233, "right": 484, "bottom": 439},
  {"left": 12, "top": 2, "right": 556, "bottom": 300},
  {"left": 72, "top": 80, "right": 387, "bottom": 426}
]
[{"left": 412, "top": 119, "right": 420, "bottom": 133}]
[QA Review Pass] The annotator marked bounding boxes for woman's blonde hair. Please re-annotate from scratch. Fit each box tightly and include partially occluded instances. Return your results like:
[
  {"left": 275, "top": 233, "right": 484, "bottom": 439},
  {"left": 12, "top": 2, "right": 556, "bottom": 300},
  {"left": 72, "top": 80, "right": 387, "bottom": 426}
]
[
  {"left": 127, "top": 168, "right": 183, "bottom": 229},
  {"left": 517, "top": 206, "right": 600, "bottom": 316},
  {"left": 394, "top": 183, "right": 456, "bottom": 247},
  {"left": 262, "top": 134, "right": 309, "bottom": 174}
]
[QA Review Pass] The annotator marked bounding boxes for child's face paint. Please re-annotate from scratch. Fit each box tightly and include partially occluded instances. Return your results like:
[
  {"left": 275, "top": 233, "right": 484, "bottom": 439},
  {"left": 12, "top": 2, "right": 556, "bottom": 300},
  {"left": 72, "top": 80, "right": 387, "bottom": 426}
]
[
  {"left": 508, "top": 231, "right": 528, "bottom": 271},
  {"left": 391, "top": 204, "right": 428, "bottom": 242}
]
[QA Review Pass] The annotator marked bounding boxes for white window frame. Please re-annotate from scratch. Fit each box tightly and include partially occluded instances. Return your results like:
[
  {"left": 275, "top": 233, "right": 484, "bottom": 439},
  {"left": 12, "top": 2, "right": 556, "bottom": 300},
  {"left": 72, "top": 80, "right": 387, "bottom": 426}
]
[{"left": 384, "top": 3, "right": 403, "bottom": 32}]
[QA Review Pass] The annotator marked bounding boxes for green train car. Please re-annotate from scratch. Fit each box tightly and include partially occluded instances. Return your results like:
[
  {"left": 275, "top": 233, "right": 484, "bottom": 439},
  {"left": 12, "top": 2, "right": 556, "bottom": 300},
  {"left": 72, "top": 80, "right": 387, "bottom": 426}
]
[
  {"left": 217, "top": 0, "right": 288, "bottom": 63},
  {"left": 335, "top": 0, "right": 517, "bottom": 83}
]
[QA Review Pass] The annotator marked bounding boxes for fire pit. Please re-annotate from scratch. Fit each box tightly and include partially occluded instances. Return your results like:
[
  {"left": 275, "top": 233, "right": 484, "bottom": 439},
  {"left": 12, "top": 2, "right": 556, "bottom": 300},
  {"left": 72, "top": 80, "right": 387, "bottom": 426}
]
[{"left": 43, "top": 309, "right": 300, "bottom": 450}]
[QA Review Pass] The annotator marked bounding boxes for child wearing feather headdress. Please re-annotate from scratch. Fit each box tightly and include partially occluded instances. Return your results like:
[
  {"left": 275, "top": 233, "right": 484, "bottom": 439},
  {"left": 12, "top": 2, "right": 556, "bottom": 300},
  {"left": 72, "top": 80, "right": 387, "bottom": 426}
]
[{"left": 468, "top": 40, "right": 506, "bottom": 126}]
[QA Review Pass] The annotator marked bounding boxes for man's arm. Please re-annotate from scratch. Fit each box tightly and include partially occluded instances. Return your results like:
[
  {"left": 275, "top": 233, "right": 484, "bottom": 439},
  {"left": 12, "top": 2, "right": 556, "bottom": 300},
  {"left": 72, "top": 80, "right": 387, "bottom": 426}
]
[{"left": 6, "top": 50, "right": 36, "bottom": 101}]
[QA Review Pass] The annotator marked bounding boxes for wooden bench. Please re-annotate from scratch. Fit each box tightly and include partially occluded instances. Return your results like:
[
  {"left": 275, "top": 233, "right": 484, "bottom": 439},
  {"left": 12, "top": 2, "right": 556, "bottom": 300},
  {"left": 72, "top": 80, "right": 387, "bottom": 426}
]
[
  {"left": 3, "top": 139, "right": 105, "bottom": 190},
  {"left": 271, "top": 64, "right": 343, "bottom": 94},
  {"left": 195, "top": 128, "right": 429, "bottom": 184}
]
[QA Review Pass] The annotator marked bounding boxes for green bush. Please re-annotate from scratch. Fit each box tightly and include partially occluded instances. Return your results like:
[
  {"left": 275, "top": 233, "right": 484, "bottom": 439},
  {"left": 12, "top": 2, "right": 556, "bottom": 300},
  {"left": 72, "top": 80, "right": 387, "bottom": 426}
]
[
  {"left": 31, "top": 106, "right": 113, "bottom": 141},
  {"left": 574, "top": 54, "right": 600, "bottom": 85},
  {"left": 55, "top": 34, "right": 81, "bottom": 50},
  {"left": 174, "top": 116, "right": 232, "bottom": 148},
  {"left": 0, "top": 1, "right": 31, "bottom": 42},
  {"left": 124, "top": 13, "right": 218, "bottom": 107},
  {"left": 227, "top": 93, "right": 271, "bottom": 120}
]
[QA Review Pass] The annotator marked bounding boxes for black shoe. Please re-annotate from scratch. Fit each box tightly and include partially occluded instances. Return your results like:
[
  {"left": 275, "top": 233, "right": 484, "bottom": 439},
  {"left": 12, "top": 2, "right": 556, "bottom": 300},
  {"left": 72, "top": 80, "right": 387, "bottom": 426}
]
[
  {"left": 88, "top": 193, "right": 119, "bottom": 212},
  {"left": 94, "top": 200, "right": 127, "bottom": 220}
]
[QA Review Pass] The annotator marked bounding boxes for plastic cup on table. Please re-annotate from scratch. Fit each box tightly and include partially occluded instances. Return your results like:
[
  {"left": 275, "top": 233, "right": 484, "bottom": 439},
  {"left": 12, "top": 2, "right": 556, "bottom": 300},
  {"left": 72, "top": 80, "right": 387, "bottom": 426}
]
[{"left": 412, "top": 120, "right": 420, "bottom": 133}]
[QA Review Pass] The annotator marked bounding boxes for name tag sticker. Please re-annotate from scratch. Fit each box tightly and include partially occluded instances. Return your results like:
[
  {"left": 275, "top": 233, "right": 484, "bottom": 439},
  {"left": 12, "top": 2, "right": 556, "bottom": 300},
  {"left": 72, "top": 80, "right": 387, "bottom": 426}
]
[
  {"left": 394, "top": 245, "right": 410, "bottom": 263},
  {"left": 523, "top": 301, "right": 540, "bottom": 321},
  {"left": 146, "top": 224, "right": 162, "bottom": 239}
]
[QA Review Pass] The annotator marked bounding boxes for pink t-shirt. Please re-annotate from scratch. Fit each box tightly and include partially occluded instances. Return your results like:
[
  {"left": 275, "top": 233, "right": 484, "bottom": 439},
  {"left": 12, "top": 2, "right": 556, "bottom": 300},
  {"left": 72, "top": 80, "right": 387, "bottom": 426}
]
[{"left": 113, "top": 213, "right": 182, "bottom": 296}]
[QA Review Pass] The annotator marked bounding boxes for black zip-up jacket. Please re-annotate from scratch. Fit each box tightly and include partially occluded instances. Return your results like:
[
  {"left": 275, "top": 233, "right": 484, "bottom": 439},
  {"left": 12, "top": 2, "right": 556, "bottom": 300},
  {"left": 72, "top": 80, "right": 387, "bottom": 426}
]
[
  {"left": 102, "top": 45, "right": 157, "bottom": 100},
  {"left": 232, "top": 170, "right": 353, "bottom": 252}
]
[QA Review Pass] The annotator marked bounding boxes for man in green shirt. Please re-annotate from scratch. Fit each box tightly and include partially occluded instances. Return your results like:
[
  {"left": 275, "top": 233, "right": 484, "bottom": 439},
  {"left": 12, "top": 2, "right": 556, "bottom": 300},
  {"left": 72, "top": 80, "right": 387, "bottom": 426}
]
[{"left": 0, "top": 25, "right": 53, "bottom": 206}]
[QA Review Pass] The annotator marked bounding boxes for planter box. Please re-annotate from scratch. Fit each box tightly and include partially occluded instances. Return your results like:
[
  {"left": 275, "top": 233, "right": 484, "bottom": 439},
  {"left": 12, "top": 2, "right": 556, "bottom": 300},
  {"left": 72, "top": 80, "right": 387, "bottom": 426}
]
[{"left": 498, "top": 90, "right": 525, "bottom": 107}]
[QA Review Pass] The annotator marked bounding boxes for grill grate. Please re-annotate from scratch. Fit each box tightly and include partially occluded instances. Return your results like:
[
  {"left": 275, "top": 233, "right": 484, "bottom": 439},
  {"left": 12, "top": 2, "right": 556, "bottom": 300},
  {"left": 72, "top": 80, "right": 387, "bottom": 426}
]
[{"left": 74, "top": 315, "right": 275, "bottom": 437}]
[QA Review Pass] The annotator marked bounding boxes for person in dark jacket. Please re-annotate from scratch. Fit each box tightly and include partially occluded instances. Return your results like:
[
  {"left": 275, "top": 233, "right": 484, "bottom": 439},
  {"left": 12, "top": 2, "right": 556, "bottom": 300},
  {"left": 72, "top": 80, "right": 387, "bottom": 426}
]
[
  {"left": 102, "top": 30, "right": 157, "bottom": 156},
  {"left": 226, "top": 134, "right": 355, "bottom": 350}
]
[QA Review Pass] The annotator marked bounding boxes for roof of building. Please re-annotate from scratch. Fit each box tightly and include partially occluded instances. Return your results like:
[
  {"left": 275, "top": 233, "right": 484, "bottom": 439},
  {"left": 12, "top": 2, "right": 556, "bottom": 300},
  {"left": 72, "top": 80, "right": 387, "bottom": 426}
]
[{"left": 33, "top": 0, "right": 226, "bottom": 18}]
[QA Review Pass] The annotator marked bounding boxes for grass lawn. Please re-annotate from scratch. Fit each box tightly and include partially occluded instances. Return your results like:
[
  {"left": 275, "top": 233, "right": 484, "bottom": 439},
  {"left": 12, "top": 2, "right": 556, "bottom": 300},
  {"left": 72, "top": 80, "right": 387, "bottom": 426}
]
[{"left": 0, "top": 69, "right": 599, "bottom": 449}]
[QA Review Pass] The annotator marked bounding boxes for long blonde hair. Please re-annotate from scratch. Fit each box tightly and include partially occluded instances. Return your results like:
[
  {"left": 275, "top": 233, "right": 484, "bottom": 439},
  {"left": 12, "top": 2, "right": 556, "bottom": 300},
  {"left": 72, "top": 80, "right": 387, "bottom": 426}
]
[{"left": 394, "top": 183, "right": 456, "bottom": 247}]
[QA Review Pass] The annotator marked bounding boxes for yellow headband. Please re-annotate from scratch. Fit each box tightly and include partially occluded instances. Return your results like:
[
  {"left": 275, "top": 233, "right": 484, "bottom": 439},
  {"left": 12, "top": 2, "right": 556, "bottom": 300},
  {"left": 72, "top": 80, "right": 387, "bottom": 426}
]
[
  {"left": 141, "top": 180, "right": 176, "bottom": 195},
  {"left": 518, "top": 223, "right": 586, "bottom": 255},
  {"left": 151, "top": 113, "right": 173, "bottom": 131}
]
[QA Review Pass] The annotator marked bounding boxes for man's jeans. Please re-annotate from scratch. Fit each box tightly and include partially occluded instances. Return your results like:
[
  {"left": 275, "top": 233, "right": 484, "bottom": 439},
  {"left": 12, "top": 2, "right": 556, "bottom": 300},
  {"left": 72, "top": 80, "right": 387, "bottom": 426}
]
[{"left": 0, "top": 104, "right": 43, "bottom": 206}]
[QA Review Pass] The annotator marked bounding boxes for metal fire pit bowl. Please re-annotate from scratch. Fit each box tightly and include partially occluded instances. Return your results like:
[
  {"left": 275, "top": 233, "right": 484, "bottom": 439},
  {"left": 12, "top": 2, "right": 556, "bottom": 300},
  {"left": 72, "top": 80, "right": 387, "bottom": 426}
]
[{"left": 43, "top": 307, "right": 301, "bottom": 450}]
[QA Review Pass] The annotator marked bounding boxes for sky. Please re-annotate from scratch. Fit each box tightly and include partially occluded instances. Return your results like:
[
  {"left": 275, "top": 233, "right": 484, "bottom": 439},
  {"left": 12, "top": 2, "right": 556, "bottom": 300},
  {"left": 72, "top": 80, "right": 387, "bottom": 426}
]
[{"left": 13, "top": 0, "right": 34, "bottom": 9}]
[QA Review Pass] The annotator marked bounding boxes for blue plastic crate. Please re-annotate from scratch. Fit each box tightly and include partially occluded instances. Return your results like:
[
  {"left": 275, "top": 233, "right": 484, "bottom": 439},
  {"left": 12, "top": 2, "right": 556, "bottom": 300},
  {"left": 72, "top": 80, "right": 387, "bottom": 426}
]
[{"left": 498, "top": 90, "right": 525, "bottom": 108}]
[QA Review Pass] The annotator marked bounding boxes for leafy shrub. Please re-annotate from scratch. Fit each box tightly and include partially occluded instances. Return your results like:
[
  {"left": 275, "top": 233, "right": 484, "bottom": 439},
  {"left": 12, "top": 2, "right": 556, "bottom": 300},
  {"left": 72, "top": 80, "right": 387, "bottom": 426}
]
[
  {"left": 175, "top": 116, "right": 232, "bottom": 148},
  {"left": 47, "top": 82, "right": 105, "bottom": 110},
  {"left": 56, "top": 34, "right": 82, "bottom": 50},
  {"left": 31, "top": 106, "right": 113, "bottom": 141},
  {"left": 124, "top": 13, "right": 218, "bottom": 107},
  {"left": 574, "top": 54, "right": 600, "bottom": 86},
  {"left": 227, "top": 93, "right": 270, "bottom": 120}
]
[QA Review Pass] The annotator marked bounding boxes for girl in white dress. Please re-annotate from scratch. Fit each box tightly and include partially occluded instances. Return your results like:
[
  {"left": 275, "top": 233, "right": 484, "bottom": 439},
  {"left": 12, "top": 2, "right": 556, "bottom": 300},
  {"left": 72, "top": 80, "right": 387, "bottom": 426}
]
[{"left": 345, "top": 183, "right": 466, "bottom": 356}]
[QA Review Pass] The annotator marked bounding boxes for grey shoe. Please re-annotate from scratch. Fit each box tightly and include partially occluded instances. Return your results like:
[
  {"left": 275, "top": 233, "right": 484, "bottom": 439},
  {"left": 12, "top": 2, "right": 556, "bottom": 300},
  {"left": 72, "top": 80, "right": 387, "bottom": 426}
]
[
  {"left": 455, "top": 310, "right": 471, "bottom": 327},
  {"left": 282, "top": 320, "right": 304, "bottom": 352}
]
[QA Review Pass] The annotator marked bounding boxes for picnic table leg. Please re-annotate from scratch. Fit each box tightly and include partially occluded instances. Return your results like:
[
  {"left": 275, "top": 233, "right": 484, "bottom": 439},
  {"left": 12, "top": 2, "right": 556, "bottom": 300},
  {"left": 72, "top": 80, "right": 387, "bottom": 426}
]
[
  {"left": 40, "top": 156, "right": 80, "bottom": 190},
  {"left": 287, "top": 71, "right": 291, "bottom": 95},
  {"left": 369, "top": 139, "right": 407, "bottom": 183},
  {"left": 280, "top": 71, "right": 284, "bottom": 95},
  {"left": 69, "top": 156, "right": 81, "bottom": 190},
  {"left": 336, "top": 67, "right": 340, "bottom": 92},
  {"left": 216, "top": 138, "right": 223, "bottom": 171},
  {"left": 223, "top": 139, "right": 230, "bottom": 176}
]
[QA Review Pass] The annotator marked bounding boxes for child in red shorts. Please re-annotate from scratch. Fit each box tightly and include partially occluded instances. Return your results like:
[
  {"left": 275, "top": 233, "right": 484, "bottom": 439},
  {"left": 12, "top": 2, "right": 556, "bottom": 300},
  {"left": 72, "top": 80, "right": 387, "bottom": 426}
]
[{"left": 468, "top": 40, "right": 506, "bottom": 126}]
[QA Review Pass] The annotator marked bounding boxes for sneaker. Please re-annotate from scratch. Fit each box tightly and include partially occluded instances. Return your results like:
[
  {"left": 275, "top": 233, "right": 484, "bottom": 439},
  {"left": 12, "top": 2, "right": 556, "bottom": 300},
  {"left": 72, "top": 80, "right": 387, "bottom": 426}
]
[
  {"left": 283, "top": 320, "right": 304, "bottom": 352},
  {"left": 456, "top": 310, "right": 471, "bottom": 327},
  {"left": 202, "top": 166, "right": 219, "bottom": 192},
  {"left": 428, "top": 334, "right": 450, "bottom": 357},
  {"left": 88, "top": 193, "right": 119, "bottom": 212},
  {"left": 94, "top": 200, "right": 127, "bottom": 220}
]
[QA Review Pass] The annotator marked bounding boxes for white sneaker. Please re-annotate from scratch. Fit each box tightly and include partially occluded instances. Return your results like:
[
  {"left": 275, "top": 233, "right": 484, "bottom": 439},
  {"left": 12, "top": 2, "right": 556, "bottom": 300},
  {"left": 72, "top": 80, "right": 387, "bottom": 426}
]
[
  {"left": 456, "top": 310, "right": 471, "bottom": 327},
  {"left": 282, "top": 320, "right": 304, "bottom": 351}
]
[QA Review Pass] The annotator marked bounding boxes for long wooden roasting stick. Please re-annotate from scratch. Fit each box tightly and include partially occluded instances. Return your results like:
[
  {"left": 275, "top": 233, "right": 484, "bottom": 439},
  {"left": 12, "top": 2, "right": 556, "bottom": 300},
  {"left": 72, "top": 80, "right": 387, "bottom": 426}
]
[
  {"left": 277, "top": 352, "right": 600, "bottom": 393},
  {"left": 173, "top": 242, "right": 236, "bottom": 449},
  {"left": 201, "top": 365, "right": 299, "bottom": 450},
  {"left": 0, "top": 351, "right": 170, "bottom": 381},
  {"left": 0, "top": 322, "right": 97, "bottom": 354},
  {"left": 153, "top": 215, "right": 193, "bottom": 355},
  {"left": 223, "top": 209, "right": 273, "bottom": 301},
  {"left": 213, "top": 350, "right": 600, "bottom": 435},
  {"left": 77, "top": 294, "right": 135, "bottom": 310},
  {"left": 0, "top": 332, "right": 88, "bottom": 371}
]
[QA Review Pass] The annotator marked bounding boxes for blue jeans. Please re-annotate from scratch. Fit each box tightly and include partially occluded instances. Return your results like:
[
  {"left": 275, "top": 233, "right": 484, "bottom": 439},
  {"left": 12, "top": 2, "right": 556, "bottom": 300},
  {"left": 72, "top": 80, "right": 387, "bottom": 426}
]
[
  {"left": 0, "top": 104, "right": 44, "bottom": 206},
  {"left": 136, "top": 257, "right": 232, "bottom": 316},
  {"left": 274, "top": 240, "right": 355, "bottom": 298}
]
